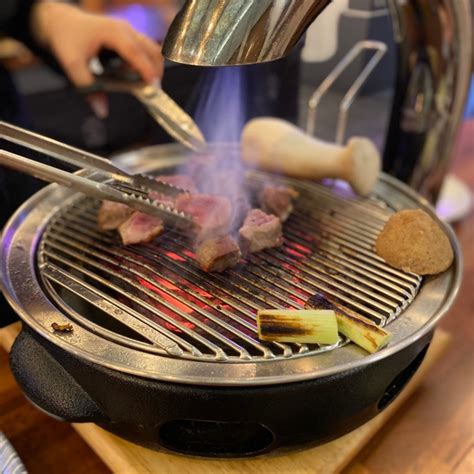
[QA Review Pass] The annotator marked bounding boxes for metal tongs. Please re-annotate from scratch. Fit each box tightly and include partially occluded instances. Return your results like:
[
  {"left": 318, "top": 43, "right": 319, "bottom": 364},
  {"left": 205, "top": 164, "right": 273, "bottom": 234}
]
[
  {"left": 80, "top": 50, "right": 207, "bottom": 151},
  {"left": 0, "top": 122, "right": 195, "bottom": 230}
]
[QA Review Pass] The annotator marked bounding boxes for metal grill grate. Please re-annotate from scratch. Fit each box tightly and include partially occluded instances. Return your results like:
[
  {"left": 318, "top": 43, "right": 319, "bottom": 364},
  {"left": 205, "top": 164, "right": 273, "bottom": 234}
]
[{"left": 37, "top": 172, "right": 422, "bottom": 362}]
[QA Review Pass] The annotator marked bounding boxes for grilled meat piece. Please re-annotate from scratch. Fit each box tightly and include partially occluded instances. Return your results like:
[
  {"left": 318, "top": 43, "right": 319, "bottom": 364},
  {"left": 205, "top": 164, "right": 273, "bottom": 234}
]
[
  {"left": 155, "top": 174, "right": 197, "bottom": 193},
  {"left": 149, "top": 174, "right": 196, "bottom": 206},
  {"left": 118, "top": 212, "right": 164, "bottom": 245},
  {"left": 195, "top": 235, "right": 242, "bottom": 272},
  {"left": 239, "top": 209, "right": 283, "bottom": 255},
  {"left": 149, "top": 192, "right": 176, "bottom": 208},
  {"left": 258, "top": 185, "right": 299, "bottom": 222},
  {"left": 175, "top": 193, "right": 232, "bottom": 241},
  {"left": 97, "top": 200, "right": 134, "bottom": 231}
]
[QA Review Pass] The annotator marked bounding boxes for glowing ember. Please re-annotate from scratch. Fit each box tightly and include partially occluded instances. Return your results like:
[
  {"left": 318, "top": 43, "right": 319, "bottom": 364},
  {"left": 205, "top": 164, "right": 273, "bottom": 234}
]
[
  {"left": 291, "top": 243, "right": 312, "bottom": 254},
  {"left": 165, "top": 251, "right": 186, "bottom": 262},
  {"left": 182, "top": 249, "right": 195, "bottom": 259},
  {"left": 138, "top": 277, "right": 194, "bottom": 314},
  {"left": 286, "top": 247, "right": 306, "bottom": 259}
]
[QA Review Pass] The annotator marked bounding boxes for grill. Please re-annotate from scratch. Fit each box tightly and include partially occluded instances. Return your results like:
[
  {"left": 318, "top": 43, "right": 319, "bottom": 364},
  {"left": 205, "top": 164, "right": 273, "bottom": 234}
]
[
  {"left": 2, "top": 144, "right": 460, "bottom": 456},
  {"left": 36, "top": 167, "right": 421, "bottom": 363}
]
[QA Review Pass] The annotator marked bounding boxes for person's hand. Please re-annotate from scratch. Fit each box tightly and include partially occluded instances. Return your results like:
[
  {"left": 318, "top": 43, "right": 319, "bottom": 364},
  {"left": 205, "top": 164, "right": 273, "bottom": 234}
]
[{"left": 30, "top": 1, "right": 164, "bottom": 116}]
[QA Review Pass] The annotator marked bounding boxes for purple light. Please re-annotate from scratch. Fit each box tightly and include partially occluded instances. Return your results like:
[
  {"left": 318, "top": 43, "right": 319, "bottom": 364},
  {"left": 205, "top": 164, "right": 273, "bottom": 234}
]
[{"left": 107, "top": 5, "right": 167, "bottom": 41}]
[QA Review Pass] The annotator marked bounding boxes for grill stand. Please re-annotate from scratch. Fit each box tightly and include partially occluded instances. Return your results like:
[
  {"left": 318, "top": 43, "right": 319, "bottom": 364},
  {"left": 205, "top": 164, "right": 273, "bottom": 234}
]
[
  {"left": 1, "top": 322, "right": 451, "bottom": 467},
  {"left": 11, "top": 323, "right": 432, "bottom": 457}
]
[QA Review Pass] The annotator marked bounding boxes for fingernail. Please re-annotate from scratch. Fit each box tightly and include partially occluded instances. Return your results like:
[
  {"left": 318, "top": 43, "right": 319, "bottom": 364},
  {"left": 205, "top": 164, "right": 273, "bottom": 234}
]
[
  {"left": 89, "top": 96, "right": 108, "bottom": 119},
  {"left": 151, "top": 77, "right": 161, "bottom": 87}
]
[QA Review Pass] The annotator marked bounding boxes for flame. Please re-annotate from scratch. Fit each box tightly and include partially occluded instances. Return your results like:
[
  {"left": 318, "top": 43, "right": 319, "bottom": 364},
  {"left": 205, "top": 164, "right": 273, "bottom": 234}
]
[
  {"left": 193, "top": 67, "right": 247, "bottom": 143},
  {"left": 180, "top": 67, "right": 251, "bottom": 242}
]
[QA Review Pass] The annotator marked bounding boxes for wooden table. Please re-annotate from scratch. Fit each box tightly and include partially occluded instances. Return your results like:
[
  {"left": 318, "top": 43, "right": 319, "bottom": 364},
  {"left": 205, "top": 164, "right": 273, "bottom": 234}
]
[{"left": 0, "top": 120, "right": 473, "bottom": 473}]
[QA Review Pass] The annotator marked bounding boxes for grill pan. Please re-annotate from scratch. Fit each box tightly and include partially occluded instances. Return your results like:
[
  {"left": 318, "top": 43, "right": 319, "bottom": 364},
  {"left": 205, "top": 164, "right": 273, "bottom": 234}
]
[{"left": 1, "top": 144, "right": 461, "bottom": 457}]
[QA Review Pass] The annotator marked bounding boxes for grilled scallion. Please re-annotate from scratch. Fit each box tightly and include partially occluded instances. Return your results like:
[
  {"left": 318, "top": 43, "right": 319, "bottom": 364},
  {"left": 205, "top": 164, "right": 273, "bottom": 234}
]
[
  {"left": 305, "top": 294, "right": 392, "bottom": 353},
  {"left": 335, "top": 311, "right": 392, "bottom": 353},
  {"left": 257, "top": 309, "right": 339, "bottom": 345}
]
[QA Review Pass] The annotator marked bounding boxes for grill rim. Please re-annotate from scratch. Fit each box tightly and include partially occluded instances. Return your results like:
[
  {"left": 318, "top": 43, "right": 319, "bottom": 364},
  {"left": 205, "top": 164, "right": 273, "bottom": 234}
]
[{"left": 0, "top": 145, "right": 462, "bottom": 386}]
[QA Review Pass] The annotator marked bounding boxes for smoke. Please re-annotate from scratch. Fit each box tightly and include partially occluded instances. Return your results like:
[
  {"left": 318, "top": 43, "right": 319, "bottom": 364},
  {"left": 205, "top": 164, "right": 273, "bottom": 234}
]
[{"left": 182, "top": 67, "right": 251, "bottom": 237}]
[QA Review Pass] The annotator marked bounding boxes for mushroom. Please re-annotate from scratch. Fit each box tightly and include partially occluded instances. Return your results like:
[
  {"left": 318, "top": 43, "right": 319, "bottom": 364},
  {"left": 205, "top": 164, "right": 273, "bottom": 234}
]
[{"left": 241, "top": 117, "right": 381, "bottom": 196}]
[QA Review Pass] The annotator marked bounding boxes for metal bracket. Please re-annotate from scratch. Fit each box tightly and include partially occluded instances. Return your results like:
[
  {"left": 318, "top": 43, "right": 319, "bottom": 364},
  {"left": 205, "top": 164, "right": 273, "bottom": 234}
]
[{"left": 306, "top": 40, "right": 387, "bottom": 144}]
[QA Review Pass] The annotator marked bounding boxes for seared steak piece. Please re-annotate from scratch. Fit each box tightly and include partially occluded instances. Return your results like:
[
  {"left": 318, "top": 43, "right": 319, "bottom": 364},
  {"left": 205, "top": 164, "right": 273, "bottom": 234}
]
[
  {"left": 175, "top": 193, "right": 232, "bottom": 241},
  {"left": 118, "top": 212, "right": 164, "bottom": 245},
  {"left": 149, "top": 174, "right": 196, "bottom": 205},
  {"left": 195, "top": 235, "right": 242, "bottom": 272},
  {"left": 239, "top": 209, "right": 283, "bottom": 255},
  {"left": 258, "top": 185, "right": 299, "bottom": 222},
  {"left": 149, "top": 192, "right": 176, "bottom": 209},
  {"left": 97, "top": 200, "right": 134, "bottom": 231},
  {"left": 155, "top": 174, "right": 197, "bottom": 193}
]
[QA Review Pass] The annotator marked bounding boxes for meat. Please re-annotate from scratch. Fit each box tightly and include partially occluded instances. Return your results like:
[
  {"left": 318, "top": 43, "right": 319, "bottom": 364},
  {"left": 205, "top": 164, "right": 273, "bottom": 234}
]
[
  {"left": 258, "top": 185, "right": 299, "bottom": 222},
  {"left": 118, "top": 212, "right": 164, "bottom": 245},
  {"left": 96, "top": 170, "right": 299, "bottom": 273},
  {"left": 175, "top": 193, "right": 232, "bottom": 241},
  {"left": 239, "top": 209, "right": 283, "bottom": 255},
  {"left": 195, "top": 235, "right": 242, "bottom": 272},
  {"left": 149, "top": 192, "right": 176, "bottom": 209},
  {"left": 97, "top": 200, "right": 133, "bottom": 231},
  {"left": 149, "top": 174, "right": 196, "bottom": 205},
  {"left": 155, "top": 174, "right": 197, "bottom": 193}
]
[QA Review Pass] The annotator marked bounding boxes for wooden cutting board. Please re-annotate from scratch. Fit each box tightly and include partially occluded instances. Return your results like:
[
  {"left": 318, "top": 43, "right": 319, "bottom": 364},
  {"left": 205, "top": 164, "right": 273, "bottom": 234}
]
[{"left": 0, "top": 323, "right": 451, "bottom": 474}]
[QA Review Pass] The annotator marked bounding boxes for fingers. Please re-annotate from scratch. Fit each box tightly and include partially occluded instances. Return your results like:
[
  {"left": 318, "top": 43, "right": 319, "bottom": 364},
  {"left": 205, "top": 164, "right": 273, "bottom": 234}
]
[
  {"left": 136, "top": 33, "right": 164, "bottom": 79},
  {"left": 103, "top": 20, "right": 162, "bottom": 83},
  {"left": 58, "top": 53, "right": 96, "bottom": 88}
]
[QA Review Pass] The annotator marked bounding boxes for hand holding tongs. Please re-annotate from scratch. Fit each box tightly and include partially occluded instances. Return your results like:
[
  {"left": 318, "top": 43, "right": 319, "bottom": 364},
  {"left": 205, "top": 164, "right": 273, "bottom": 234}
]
[
  {"left": 79, "top": 50, "right": 206, "bottom": 151},
  {"left": 0, "top": 122, "right": 194, "bottom": 230}
]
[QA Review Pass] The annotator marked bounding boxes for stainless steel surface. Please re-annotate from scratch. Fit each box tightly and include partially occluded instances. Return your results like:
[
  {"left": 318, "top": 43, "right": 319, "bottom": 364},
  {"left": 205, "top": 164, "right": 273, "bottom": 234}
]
[
  {"left": 132, "top": 85, "right": 206, "bottom": 151},
  {"left": 0, "top": 121, "right": 189, "bottom": 197},
  {"left": 162, "top": 0, "right": 472, "bottom": 202},
  {"left": 162, "top": 0, "right": 331, "bottom": 66},
  {"left": 0, "top": 144, "right": 461, "bottom": 386},
  {"left": 90, "top": 52, "right": 206, "bottom": 150},
  {"left": 0, "top": 122, "right": 194, "bottom": 229},
  {"left": 0, "top": 121, "right": 128, "bottom": 179},
  {"left": 383, "top": 0, "right": 472, "bottom": 202},
  {"left": 306, "top": 41, "right": 387, "bottom": 145}
]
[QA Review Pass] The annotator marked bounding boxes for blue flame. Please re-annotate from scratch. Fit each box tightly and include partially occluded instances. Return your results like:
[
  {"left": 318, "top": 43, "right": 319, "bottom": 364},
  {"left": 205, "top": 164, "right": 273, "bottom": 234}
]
[{"left": 193, "top": 67, "right": 247, "bottom": 143}]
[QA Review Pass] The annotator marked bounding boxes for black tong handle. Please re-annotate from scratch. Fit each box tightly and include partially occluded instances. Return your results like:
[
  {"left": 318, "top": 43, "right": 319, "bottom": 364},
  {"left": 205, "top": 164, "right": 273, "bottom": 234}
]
[{"left": 78, "top": 49, "right": 142, "bottom": 95}]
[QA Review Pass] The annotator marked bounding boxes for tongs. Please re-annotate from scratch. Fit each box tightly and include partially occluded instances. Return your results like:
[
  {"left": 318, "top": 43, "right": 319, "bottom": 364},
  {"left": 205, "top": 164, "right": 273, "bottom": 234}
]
[
  {"left": 80, "top": 50, "right": 207, "bottom": 151},
  {"left": 0, "top": 122, "right": 195, "bottom": 230}
]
